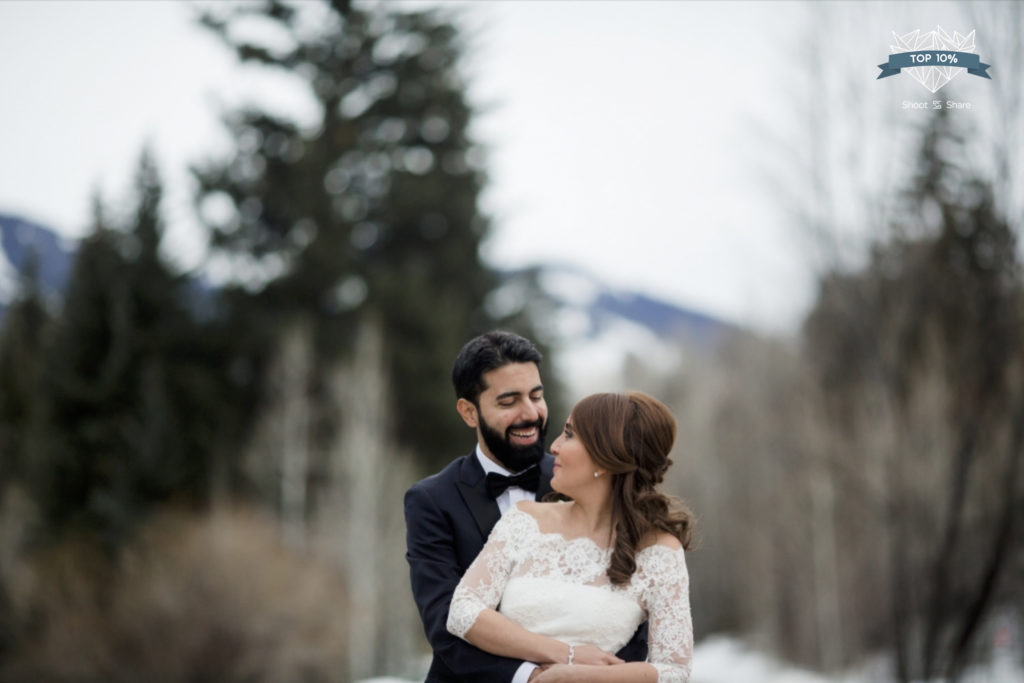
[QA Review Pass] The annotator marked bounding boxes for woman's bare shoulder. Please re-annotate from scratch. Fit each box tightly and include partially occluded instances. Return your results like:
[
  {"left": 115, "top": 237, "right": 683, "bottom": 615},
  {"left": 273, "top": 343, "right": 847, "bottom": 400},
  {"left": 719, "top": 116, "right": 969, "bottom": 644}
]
[
  {"left": 640, "top": 531, "right": 684, "bottom": 552},
  {"left": 513, "top": 499, "right": 569, "bottom": 528}
]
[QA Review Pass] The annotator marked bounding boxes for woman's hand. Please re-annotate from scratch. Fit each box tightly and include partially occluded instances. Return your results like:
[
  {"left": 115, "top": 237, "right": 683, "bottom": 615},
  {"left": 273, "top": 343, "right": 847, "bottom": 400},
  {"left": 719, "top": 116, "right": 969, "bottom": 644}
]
[
  {"left": 531, "top": 647, "right": 623, "bottom": 683},
  {"left": 526, "top": 645, "right": 622, "bottom": 680},
  {"left": 570, "top": 644, "right": 623, "bottom": 666}
]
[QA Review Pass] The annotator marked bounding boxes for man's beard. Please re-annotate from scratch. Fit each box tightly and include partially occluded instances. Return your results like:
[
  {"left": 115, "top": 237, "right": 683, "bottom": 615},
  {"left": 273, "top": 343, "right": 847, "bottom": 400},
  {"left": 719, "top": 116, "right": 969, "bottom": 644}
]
[{"left": 478, "top": 412, "right": 547, "bottom": 473}]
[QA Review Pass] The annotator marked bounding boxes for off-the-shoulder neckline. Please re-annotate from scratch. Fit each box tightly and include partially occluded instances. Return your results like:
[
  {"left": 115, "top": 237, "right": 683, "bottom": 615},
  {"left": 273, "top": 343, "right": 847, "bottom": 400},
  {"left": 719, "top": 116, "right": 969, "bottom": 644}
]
[{"left": 506, "top": 503, "right": 684, "bottom": 557}]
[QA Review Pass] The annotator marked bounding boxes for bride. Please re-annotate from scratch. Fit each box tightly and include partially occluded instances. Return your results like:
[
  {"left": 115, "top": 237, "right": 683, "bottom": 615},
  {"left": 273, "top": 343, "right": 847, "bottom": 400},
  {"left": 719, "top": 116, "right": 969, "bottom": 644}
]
[{"left": 447, "top": 391, "right": 694, "bottom": 682}]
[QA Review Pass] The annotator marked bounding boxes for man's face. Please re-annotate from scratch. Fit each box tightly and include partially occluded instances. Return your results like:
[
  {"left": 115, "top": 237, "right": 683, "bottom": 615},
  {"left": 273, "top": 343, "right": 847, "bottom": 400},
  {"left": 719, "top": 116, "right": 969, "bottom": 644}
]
[{"left": 465, "top": 362, "right": 547, "bottom": 473}]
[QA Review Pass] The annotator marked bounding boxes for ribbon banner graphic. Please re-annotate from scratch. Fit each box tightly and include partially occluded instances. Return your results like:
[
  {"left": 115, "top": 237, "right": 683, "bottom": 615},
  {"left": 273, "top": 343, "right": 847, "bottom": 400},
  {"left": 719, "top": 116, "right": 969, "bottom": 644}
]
[
  {"left": 880, "top": 28, "right": 992, "bottom": 93},
  {"left": 878, "top": 51, "right": 991, "bottom": 80}
]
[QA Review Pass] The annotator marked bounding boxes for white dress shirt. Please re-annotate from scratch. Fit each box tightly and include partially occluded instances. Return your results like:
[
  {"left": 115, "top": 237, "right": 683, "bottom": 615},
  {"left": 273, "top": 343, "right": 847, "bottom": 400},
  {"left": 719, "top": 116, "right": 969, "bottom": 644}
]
[
  {"left": 474, "top": 445, "right": 537, "bottom": 515},
  {"left": 472, "top": 445, "right": 541, "bottom": 682}
]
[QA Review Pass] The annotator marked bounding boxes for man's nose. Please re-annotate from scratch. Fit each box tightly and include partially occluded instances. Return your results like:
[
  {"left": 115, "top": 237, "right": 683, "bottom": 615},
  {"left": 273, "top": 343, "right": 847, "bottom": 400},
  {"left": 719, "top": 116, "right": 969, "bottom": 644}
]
[{"left": 519, "top": 401, "right": 540, "bottom": 423}]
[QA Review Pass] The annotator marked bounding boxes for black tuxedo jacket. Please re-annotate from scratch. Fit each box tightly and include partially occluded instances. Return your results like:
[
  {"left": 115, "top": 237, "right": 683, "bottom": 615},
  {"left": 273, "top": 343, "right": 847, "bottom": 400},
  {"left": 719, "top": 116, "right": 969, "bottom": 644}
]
[{"left": 404, "top": 451, "right": 648, "bottom": 682}]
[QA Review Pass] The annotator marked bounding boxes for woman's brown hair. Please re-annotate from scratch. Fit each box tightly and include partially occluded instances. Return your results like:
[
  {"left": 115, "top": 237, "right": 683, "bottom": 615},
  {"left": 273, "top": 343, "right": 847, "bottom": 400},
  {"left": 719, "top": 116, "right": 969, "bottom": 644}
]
[{"left": 570, "top": 391, "right": 694, "bottom": 585}]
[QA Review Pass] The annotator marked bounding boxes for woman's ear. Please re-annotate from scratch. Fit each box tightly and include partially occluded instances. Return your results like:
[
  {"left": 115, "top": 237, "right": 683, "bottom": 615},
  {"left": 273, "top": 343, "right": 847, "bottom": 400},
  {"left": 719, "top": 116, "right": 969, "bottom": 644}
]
[{"left": 456, "top": 398, "right": 479, "bottom": 428}]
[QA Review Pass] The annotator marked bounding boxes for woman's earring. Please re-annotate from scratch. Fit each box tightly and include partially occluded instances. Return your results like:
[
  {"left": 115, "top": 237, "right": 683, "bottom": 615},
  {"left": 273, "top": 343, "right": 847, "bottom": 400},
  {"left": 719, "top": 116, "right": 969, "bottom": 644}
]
[{"left": 593, "top": 471, "right": 600, "bottom": 478}]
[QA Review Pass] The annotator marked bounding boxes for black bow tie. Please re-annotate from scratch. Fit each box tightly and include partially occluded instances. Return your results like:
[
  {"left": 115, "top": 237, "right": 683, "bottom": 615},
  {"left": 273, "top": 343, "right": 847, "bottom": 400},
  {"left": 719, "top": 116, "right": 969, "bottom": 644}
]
[{"left": 485, "top": 466, "right": 540, "bottom": 499}]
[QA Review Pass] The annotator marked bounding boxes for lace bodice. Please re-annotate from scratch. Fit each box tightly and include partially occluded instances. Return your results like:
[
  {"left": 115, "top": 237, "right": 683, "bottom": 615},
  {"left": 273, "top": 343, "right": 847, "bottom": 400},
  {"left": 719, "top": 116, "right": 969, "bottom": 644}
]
[{"left": 447, "top": 503, "right": 692, "bottom": 682}]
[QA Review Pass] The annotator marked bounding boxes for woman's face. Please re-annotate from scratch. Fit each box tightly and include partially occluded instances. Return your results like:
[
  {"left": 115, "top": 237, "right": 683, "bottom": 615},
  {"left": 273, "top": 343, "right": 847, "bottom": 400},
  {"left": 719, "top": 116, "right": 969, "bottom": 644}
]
[{"left": 549, "top": 413, "right": 600, "bottom": 495}]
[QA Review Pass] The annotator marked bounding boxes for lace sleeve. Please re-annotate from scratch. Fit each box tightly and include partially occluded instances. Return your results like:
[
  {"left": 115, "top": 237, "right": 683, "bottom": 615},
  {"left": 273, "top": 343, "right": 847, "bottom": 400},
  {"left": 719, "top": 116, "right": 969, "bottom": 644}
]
[
  {"left": 446, "top": 505, "right": 532, "bottom": 639},
  {"left": 640, "top": 546, "right": 693, "bottom": 683}
]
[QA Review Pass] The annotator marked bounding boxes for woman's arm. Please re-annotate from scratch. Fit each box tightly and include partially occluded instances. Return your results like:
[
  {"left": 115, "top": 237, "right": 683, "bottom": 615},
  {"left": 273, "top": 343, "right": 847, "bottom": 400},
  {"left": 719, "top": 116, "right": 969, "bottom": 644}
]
[
  {"left": 639, "top": 543, "right": 693, "bottom": 683},
  {"left": 447, "top": 504, "right": 623, "bottom": 667},
  {"left": 533, "top": 662, "right": 658, "bottom": 682},
  {"left": 462, "top": 608, "right": 571, "bottom": 664},
  {"left": 445, "top": 506, "right": 523, "bottom": 639},
  {"left": 463, "top": 609, "right": 623, "bottom": 667}
]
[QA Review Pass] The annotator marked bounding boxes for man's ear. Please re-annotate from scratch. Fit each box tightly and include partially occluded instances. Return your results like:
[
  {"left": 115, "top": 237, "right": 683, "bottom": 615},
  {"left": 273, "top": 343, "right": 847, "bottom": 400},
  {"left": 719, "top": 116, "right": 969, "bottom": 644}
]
[{"left": 456, "top": 398, "right": 479, "bottom": 428}]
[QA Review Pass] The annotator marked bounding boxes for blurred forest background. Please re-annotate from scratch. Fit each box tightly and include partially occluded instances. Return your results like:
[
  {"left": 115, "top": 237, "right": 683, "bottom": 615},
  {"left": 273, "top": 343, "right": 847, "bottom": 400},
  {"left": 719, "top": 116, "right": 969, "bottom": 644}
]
[{"left": 0, "top": 1, "right": 1022, "bottom": 681}]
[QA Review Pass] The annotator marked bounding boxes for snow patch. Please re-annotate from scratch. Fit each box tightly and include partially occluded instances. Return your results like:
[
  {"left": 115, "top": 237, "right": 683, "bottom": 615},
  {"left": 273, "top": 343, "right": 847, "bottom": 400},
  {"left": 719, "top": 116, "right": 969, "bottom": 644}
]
[
  {"left": 555, "top": 315, "right": 685, "bottom": 395},
  {"left": 354, "top": 636, "right": 1024, "bottom": 683},
  {"left": 538, "top": 265, "right": 601, "bottom": 308},
  {"left": 690, "top": 637, "right": 832, "bottom": 682},
  {"left": 0, "top": 249, "right": 17, "bottom": 304}
]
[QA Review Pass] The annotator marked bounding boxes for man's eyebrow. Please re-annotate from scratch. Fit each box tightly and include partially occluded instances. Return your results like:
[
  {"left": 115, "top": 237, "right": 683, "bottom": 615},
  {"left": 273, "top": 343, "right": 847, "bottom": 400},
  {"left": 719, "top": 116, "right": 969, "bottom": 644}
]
[{"left": 495, "top": 384, "right": 543, "bottom": 401}]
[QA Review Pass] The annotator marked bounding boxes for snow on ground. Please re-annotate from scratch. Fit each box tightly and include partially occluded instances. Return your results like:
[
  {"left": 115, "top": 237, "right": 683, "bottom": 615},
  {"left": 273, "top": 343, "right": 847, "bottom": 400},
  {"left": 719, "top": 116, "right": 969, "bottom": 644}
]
[
  {"left": 355, "top": 635, "right": 1024, "bottom": 683},
  {"left": 688, "top": 637, "right": 1022, "bottom": 683},
  {"left": 689, "top": 637, "right": 833, "bottom": 683}
]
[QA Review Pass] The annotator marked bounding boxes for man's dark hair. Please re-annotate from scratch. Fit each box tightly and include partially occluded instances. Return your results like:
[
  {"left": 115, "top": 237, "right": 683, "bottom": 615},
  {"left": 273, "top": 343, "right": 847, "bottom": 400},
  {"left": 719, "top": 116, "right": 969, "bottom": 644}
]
[{"left": 452, "top": 331, "right": 543, "bottom": 404}]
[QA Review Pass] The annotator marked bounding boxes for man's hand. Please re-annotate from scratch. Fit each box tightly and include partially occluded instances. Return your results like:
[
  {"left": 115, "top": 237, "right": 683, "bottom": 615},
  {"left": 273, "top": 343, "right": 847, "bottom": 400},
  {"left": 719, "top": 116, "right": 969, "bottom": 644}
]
[
  {"left": 532, "top": 664, "right": 584, "bottom": 682},
  {"left": 570, "top": 644, "right": 623, "bottom": 666},
  {"left": 527, "top": 664, "right": 551, "bottom": 681}
]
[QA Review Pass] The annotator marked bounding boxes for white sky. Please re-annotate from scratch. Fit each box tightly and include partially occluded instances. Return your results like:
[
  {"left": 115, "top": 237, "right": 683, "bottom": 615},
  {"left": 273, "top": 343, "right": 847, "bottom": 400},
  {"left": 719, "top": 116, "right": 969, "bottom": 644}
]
[{"left": 0, "top": 0, "right": 1005, "bottom": 333}]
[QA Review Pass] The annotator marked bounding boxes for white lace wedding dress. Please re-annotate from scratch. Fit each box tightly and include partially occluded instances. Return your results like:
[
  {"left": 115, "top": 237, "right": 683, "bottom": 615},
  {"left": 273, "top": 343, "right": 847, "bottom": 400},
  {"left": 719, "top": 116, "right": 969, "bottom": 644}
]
[{"left": 447, "top": 503, "right": 692, "bottom": 682}]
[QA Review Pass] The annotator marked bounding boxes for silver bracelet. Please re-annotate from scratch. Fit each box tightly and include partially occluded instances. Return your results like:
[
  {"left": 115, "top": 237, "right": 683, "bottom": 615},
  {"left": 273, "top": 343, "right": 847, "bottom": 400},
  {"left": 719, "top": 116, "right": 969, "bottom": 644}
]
[{"left": 567, "top": 643, "right": 575, "bottom": 665}]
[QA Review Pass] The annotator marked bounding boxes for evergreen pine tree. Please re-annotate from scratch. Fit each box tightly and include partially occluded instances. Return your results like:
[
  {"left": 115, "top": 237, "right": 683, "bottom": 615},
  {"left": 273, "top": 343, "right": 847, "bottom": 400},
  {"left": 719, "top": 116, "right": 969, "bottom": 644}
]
[
  {"left": 0, "top": 255, "right": 50, "bottom": 488},
  {"left": 31, "top": 152, "right": 232, "bottom": 545},
  {"left": 194, "top": 0, "right": 546, "bottom": 473}
]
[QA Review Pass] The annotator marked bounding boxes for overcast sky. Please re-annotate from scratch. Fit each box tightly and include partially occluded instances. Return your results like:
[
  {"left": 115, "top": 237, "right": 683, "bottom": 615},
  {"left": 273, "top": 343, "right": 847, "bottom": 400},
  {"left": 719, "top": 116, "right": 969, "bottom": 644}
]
[{"left": 0, "top": 1, "right": 1001, "bottom": 333}]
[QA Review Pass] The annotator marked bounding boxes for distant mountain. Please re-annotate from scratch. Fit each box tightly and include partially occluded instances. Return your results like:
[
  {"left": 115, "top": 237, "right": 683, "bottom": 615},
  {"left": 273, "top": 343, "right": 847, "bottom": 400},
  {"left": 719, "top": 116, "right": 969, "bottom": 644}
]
[
  {"left": 0, "top": 215, "right": 738, "bottom": 389},
  {"left": 497, "top": 264, "right": 740, "bottom": 393},
  {"left": 0, "top": 213, "right": 76, "bottom": 315},
  {"left": 503, "top": 263, "right": 736, "bottom": 345},
  {"left": 0, "top": 213, "right": 214, "bottom": 322}
]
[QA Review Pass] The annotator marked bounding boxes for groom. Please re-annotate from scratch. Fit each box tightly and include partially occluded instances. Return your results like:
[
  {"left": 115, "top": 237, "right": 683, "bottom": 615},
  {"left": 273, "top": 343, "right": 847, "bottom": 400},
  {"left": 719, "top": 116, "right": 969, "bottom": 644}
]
[{"left": 404, "top": 331, "right": 647, "bottom": 682}]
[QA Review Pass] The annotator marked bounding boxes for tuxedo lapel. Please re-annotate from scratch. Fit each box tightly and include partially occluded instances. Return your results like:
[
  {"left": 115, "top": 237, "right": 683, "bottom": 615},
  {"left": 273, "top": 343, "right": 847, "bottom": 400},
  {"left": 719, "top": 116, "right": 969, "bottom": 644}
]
[
  {"left": 455, "top": 452, "right": 558, "bottom": 541},
  {"left": 455, "top": 454, "right": 502, "bottom": 541}
]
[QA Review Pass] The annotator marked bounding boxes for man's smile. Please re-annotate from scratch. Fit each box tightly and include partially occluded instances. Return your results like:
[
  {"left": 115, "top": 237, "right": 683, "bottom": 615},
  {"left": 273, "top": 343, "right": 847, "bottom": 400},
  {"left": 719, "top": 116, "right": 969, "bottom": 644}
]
[{"left": 508, "top": 425, "right": 539, "bottom": 445}]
